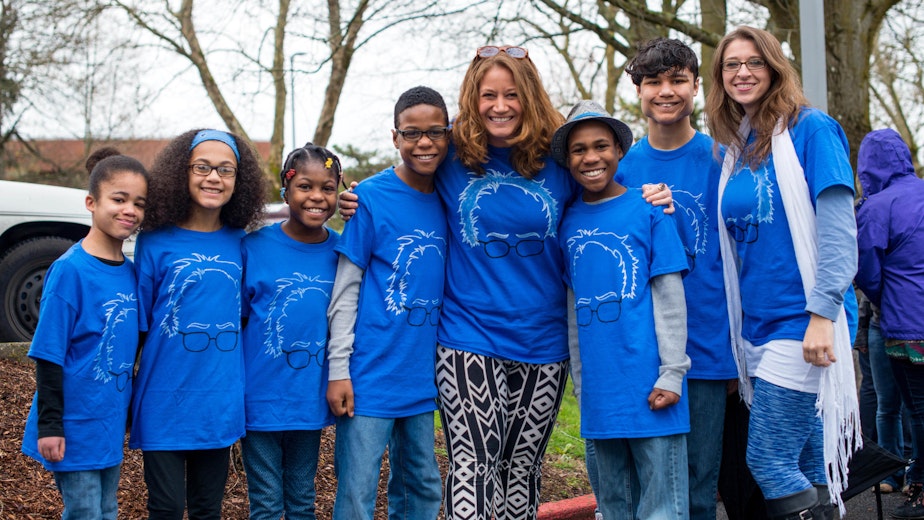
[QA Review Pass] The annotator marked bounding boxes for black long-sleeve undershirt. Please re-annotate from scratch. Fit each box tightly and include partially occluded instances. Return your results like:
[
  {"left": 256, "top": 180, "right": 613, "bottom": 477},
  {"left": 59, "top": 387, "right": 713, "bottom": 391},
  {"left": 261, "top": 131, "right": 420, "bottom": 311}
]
[{"left": 35, "top": 358, "right": 65, "bottom": 438}]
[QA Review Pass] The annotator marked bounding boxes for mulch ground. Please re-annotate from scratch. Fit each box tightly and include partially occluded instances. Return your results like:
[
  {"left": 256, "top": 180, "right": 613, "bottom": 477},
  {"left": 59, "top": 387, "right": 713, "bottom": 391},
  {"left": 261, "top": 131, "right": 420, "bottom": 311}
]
[{"left": 0, "top": 357, "right": 590, "bottom": 519}]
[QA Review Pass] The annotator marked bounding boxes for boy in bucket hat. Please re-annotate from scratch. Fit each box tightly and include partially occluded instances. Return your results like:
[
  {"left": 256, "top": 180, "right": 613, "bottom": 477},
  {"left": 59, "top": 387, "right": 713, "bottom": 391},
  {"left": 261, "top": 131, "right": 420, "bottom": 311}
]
[{"left": 555, "top": 100, "right": 693, "bottom": 520}]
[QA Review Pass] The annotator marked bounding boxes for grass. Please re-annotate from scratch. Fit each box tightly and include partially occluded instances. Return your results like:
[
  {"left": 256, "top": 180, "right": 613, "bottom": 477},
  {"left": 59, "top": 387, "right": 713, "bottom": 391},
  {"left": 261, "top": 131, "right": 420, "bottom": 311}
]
[{"left": 433, "top": 378, "right": 586, "bottom": 472}]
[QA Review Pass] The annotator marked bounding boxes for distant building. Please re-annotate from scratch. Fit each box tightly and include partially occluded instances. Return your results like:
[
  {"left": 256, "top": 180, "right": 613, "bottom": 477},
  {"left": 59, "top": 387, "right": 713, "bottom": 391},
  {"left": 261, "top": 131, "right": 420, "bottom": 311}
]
[{"left": 2, "top": 138, "right": 272, "bottom": 181}]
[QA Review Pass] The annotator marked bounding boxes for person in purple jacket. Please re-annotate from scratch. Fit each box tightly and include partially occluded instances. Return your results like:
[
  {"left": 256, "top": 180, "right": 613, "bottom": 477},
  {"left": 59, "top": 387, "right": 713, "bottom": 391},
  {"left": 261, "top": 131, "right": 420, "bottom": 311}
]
[{"left": 855, "top": 128, "right": 924, "bottom": 520}]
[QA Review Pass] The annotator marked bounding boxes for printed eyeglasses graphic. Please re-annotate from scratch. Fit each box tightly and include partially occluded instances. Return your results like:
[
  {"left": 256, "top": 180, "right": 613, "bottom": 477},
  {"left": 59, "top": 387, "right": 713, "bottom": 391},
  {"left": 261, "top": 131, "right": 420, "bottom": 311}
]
[
  {"left": 188, "top": 163, "right": 237, "bottom": 177},
  {"left": 728, "top": 221, "right": 759, "bottom": 244},
  {"left": 180, "top": 329, "right": 239, "bottom": 352},
  {"left": 404, "top": 304, "right": 441, "bottom": 327},
  {"left": 479, "top": 234, "right": 544, "bottom": 258},
  {"left": 281, "top": 344, "right": 326, "bottom": 370},
  {"left": 576, "top": 300, "right": 622, "bottom": 327}
]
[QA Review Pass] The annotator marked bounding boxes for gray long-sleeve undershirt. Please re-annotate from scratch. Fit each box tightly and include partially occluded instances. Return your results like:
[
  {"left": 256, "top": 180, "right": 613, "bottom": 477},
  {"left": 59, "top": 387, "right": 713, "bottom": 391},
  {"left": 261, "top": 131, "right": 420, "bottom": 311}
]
[
  {"left": 568, "top": 272, "right": 690, "bottom": 399},
  {"left": 806, "top": 185, "right": 858, "bottom": 321},
  {"left": 326, "top": 255, "right": 364, "bottom": 381}
]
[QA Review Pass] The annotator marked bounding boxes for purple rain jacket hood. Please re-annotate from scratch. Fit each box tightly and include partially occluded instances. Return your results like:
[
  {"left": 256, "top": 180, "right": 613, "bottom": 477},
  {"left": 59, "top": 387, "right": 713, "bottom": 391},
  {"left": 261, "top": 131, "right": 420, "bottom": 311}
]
[{"left": 855, "top": 128, "right": 924, "bottom": 339}]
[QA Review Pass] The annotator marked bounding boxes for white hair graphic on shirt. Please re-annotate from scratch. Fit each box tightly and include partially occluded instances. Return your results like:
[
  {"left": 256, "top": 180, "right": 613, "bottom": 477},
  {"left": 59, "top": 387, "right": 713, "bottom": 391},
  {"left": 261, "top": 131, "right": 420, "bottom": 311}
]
[
  {"left": 671, "top": 187, "right": 709, "bottom": 263},
  {"left": 93, "top": 292, "right": 137, "bottom": 391},
  {"left": 385, "top": 230, "right": 446, "bottom": 316},
  {"left": 160, "top": 253, "right": 242, "bottom": 338},
  {"left": 567, "top": 228, "right": 639, "bottom": 302},
  {"left": 458, "top": 170, "right": 559, "bottom": 250},
  {"left": 263, "top": 273, "right": 333, "bottom": 358},
  {"left": 725, "top": 163, "right": 775, "bottom": 244}
]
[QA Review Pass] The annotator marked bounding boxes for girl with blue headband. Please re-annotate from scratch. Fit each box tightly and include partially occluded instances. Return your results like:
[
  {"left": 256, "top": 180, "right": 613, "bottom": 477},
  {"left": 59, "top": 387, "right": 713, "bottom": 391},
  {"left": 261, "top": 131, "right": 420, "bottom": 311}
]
[{"left": 130, "top": 128, "right": 265, "bottom": 519}]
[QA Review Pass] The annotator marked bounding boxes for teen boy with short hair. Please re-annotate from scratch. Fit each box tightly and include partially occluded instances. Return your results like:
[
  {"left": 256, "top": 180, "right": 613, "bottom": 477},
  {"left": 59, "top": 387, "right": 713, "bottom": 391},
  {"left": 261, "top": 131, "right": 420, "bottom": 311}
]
[
  {"left": 619, "top": 38, "right": 738, "bottom": 520},
  {"left": 326, "top": 86, "right": 450, "bottom": 520}
]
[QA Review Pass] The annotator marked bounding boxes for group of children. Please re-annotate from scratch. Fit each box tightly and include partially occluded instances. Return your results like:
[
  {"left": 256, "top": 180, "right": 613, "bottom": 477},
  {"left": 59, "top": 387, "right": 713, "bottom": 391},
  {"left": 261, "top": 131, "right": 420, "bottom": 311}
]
[{"left": 21, "top": 28, "right": 857, "bottom": 520}]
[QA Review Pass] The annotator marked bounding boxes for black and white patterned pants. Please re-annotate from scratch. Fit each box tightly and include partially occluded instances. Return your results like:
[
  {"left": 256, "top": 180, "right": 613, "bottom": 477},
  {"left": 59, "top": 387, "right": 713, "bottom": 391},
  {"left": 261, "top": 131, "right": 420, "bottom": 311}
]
[{"left": 436, "top": 345, "right": 569, "bottom": 520}]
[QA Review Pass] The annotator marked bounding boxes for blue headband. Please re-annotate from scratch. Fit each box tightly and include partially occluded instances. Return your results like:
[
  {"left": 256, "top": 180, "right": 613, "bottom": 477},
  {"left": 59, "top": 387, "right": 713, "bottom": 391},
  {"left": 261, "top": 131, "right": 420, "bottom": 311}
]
[{"left": 189, "top": 129, "right": 241, "bottom": 161}]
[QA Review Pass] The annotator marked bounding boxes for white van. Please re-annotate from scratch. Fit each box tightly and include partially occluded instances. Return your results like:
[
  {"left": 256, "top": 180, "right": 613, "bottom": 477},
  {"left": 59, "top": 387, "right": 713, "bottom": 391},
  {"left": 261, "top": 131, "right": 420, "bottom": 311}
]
[{"left": 0, "top": 180, "right": 135, "bottom": 342}]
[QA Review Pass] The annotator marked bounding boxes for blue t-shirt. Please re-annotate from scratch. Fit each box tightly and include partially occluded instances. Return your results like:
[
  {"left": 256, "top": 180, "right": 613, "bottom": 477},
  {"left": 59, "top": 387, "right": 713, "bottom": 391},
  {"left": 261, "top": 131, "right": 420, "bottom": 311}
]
[
  {"left": 22, "top": 242, "right": 138, "bottom": 471},
  {"left": 561, "top": 189, "right": 690, "bottom": 438},
  {"left": 131, "top": 225, "right": 246, "bottom": 450},
  {"left": 721, "top": 108, "right": 856, "bottom": 345},
  {"left": 336, "top": 168, "right": 447, "bottom": 418},
  {"left": 618, "top": 132, "right": 737, "bottom": 380},
  {"left": 435, "top": 143, "right": 577, "bottom": 363},
  {"left": 241, "top": 223, "right": 337, "bottom": 431}
]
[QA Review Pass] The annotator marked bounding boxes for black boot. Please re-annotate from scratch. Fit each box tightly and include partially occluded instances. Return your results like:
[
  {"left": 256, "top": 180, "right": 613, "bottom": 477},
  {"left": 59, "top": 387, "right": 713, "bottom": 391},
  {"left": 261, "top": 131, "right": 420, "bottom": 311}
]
[
  {"left": 812, "top": 484, "right": 836, "bottom": 520},
  {"left": 765, "top": 487, "right": 821, "bottom": 520}
]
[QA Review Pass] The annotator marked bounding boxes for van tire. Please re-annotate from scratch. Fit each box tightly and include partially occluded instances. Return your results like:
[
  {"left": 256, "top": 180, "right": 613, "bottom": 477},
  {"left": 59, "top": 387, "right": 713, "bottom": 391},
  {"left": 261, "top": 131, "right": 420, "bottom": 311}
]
[{"left": 0, "top": 237, "right": 75, "bottom": 342}]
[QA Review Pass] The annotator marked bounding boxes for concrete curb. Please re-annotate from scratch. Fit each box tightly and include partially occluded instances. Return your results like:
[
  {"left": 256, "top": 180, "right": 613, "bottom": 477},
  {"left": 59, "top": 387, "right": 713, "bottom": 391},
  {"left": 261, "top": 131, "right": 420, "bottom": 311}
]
[{"left": 537, "top": 494, "right": 597, "bottom": 519}]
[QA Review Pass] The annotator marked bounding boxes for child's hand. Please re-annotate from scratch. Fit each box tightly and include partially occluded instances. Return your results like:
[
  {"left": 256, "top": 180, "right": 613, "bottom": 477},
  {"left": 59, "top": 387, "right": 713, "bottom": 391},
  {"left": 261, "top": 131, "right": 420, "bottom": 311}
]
[
  {"left": 641, "top": 183, "right": 675, "bottom": 214},
  {"left": 327, "top": 379, "right": 355, "bottom": 417},
  {"left": 338, "top": 182, "right": 359, "bottom": 222},
  {"left": 38, "top": 436, "right": 65, "bottom": 462},
  {"left": 647, "top": 388, "right": 680, "bottom": 410}
]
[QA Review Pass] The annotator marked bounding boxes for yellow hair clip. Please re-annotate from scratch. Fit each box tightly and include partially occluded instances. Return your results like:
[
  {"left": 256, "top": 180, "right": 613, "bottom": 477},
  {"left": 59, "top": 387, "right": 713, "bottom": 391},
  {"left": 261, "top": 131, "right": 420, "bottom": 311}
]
[{"left": 325, "top": 157, "right": 333, "bottom": 169}]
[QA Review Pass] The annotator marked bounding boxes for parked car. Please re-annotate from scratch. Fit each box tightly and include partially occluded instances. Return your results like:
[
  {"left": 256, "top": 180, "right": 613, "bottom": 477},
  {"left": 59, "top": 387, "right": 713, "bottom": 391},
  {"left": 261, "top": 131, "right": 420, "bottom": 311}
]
[{"left": 0, "top": 180, "right": 135, "bottom": 342}]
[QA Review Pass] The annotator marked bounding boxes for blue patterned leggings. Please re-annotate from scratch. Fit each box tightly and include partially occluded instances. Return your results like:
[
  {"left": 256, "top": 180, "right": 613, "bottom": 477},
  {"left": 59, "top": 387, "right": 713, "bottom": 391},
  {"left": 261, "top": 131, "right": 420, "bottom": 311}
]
[{"left": 746, "top": 378, "right": 826, "bottom": 499}]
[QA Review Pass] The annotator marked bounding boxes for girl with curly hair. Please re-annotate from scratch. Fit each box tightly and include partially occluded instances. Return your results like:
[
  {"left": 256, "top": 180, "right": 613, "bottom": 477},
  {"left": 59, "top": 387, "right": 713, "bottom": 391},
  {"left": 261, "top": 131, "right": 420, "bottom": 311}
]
[
  {"left": 706, "top": 27, "right": 859, "bottom": 519},
  {"left": 130, "top": 129, "right": 266, "bottom": 519}
]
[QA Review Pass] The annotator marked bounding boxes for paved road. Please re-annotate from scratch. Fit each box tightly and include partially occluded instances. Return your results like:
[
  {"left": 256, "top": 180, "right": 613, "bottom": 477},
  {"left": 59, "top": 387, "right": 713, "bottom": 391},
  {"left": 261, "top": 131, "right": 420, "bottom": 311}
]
[{"left": 717, "top": 487, "right": 906, "bottom": 519}]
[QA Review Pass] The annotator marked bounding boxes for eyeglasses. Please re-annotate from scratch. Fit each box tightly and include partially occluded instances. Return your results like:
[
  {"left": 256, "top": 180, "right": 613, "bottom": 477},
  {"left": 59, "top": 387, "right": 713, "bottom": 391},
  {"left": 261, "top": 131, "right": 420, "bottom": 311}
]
[
  {"left": 722, "top": 58, "right": 767, "bottom": 73},
  {"left": 476, "top": 46, "right": 528, "bottom": 59},
  {"left": 478, "top": 238, "right": 544, "bottom": 258},
  {"left": 575, "top": 300, "right": 622, "bottom": 327},
  {"left": 395, "top": 127, "right": 450, "bottom": 142},
  {"left": 404, "top": 305, "right": 441, "bottom": 327},
  {"left": 281, "top": 344, "right": 326, "bottom": 370},
  {"left": 189, "top": 163, "right": 237, "bottom": 177},
  {"left": 180, "top": 330, "right": 239, "bottom": 352}
]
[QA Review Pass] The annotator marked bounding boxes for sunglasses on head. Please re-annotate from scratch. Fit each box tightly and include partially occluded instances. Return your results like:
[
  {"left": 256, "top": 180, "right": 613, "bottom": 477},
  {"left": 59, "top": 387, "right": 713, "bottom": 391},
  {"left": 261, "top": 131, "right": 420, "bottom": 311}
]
[{"left": 476, "top": 46, "right": 528, "bottom": 59}]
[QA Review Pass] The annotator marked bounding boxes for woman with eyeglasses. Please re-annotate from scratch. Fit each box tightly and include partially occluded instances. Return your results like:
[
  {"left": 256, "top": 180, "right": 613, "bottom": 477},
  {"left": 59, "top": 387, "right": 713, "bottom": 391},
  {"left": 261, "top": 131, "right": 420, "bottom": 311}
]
[{"left": 705, "top": 26, "right": 859, "bottom": 520}]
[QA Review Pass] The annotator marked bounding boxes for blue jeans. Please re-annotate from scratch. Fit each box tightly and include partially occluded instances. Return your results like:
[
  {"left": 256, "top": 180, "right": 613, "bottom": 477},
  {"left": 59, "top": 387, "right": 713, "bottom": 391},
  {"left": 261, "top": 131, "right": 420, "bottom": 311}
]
[
  {"left": 54, "top": 464, "right": 121, "bottom": 520},
  {"left": 746, "top": 378, "right": 825, "bottom": 499},
  {"left": 333, "top": 412, "right": 442, "bottom": 520},
  {"left": 593, "top": 434, "right": 689, "bottom": 520},
  {"left": 890, "top": 357, "right": 924, "bottom": 484},
  {"left": 869, "top": 324, "right": 906, "bottom": 486},
  {"left": 687, "top": 379, "right": 726, "bottom": 520},
  {"left": 241, "top": 430, "right": 322, "bottom": 520}
]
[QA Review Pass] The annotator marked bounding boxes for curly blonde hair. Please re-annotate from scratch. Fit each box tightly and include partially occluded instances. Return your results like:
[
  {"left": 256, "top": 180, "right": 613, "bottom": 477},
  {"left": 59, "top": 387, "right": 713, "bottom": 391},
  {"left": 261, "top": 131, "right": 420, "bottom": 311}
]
[
  {"left": 453, "top": 51, "right": 564, "bottom": 178},
  {"left": 705, "top": 26, "right": 809, "bottom": 168}
]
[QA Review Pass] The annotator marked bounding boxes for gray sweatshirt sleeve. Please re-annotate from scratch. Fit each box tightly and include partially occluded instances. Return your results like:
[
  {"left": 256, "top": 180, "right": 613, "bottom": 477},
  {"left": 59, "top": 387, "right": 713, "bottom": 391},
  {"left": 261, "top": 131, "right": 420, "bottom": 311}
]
[
  {"left": 566, "top": 288, "right": 582, "bottom": 407},
  {"left": 652, "top": 272, "right": 690, "bottom": 395},
  {"left": 805, "top": 185, "right": 858, "bottom": 321},
  {"left": 326, "top": 254, "right": 364, "bottom": 381}
]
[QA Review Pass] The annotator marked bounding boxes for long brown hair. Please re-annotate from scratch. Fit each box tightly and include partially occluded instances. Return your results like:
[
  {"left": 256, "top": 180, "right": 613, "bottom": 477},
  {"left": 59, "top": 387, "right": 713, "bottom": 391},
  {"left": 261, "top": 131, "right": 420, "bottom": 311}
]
[
  {"left": 453, "top": 50, "right": 564, "bottom": 178},
  {"left": 705, "top": 26, "right": 809, "bottom": 168}
]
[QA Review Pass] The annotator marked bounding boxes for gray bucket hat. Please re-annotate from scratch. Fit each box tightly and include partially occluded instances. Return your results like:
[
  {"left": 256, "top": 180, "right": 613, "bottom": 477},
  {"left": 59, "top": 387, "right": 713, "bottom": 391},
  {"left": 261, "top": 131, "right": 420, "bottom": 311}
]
[{"left": 551, "top": 100, "right": 633, "bottom": 168}]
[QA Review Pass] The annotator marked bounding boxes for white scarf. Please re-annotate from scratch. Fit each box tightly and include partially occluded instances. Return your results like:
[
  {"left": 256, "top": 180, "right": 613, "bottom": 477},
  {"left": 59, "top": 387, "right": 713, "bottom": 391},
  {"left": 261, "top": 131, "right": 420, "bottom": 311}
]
[{"left": 717, "top": 117, "right": 861, "bottom": 514}]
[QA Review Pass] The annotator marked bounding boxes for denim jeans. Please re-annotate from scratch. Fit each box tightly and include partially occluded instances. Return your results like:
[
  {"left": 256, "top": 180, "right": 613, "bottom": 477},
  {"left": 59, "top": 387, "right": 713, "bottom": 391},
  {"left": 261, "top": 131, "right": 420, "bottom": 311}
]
[
  {"left": 241, "top": 430, "right": 322, "bottom": 520},
  {"left": 889, "top": 357, "right": 924, "bottom": 484},
  {"left": 869, "top": 324, "right": 906, "bottom": 486},
  {"left": 687, "top": 379, "right": 726, "bottom": 520},
  {"left": 333, "top": 412, "right": 442, "bottom": 520},
  {"left": 746, "top": 378, "right": 824, "bottom": 499},
  {"left": 593, "top": 434, "right": 689, "bottom": 520},
  {"left": 54, "top": 464, "right": 121, "bottom": 520}
]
